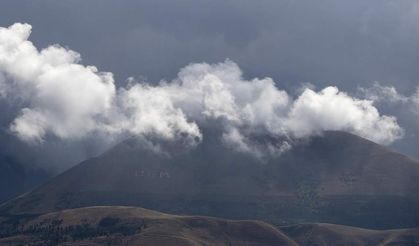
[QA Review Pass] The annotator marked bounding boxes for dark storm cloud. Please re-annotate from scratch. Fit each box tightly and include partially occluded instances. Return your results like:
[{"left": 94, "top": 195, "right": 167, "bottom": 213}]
[
  {"left": 0, "top": 0, "right": 419, "bottom": 170},
  {"left": 1, "top": 0, "right": 418, "bottom": 90}
]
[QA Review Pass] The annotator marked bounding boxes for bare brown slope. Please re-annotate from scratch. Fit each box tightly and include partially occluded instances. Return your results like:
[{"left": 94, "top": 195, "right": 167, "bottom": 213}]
[
  {"left": 0, "top": 206, "right": 297, "bottom": 246},
  {"left": 1, "top": 131, "right": 419, "bottom": 228}
]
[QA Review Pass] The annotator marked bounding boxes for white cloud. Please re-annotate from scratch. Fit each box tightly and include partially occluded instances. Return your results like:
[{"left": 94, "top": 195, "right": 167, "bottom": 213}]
[
  {"left": 112, "top": 84, "right": 202, "bottom": 147},
  {"left": 360, "top": 82, "right": 408, "bottom": 104},
  {"left": 360, "top": 82, "right": 419, "bottom": 115},
  {"left": 0, "top": 23, "right": 404, "bottom": 156},
  {"left": 0, "top": 73, "right": 7, "bottom": 98},
  {"left": 0, "top": 23, "right": 116, "bottom": 142},
  {"left": 0, "top": 23, "right": 200, "bottom": 145},
  {"left": 286, "top": 87, "right": 403, "bottom": 145}
]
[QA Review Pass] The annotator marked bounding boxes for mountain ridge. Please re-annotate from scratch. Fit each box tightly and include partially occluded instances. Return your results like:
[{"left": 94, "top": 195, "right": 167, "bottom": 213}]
[{"left": 1, "top": 131, "right": 419, "bottom": 229}]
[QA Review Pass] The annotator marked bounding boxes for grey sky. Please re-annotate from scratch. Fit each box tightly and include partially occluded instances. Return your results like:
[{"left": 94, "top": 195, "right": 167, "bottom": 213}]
[
  {"left": 1, "top": 0, "right": 417, "bottom": 89},
  {"left": 1, "top": 0, "right": 419, "bottom": 170}
]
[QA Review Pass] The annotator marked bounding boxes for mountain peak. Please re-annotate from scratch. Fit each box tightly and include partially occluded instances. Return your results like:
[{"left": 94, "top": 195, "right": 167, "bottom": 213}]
[{"left": 2, "top": 131, "right": 419, "bottom": 229}]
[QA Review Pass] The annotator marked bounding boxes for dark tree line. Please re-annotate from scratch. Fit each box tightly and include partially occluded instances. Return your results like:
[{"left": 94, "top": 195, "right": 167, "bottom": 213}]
[{"left": 0, "top": 216, "right": 148, "bottom": 245}]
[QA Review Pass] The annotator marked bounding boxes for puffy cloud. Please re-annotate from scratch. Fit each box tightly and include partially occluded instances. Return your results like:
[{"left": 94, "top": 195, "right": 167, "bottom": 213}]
[
  {"left": 0, "top": 23, "right": 116, "bottom": 142},
  {"left": 166, "top": 62, "right": 403, "bottom": 152},
  {"left": 120, "top": 61, "right": 402, "bottom": 155},
  {"left": 0, "top": 23, "right": 403, "bottom": 156},
  {"left": 0, "top": 23, "right": 200, "bottom": 145},
  {"left": 286, "top": 87, "right": 403, "bottom": 145},
  {"left": 112, "top": 84, "right": 202, "bottom": 147}
]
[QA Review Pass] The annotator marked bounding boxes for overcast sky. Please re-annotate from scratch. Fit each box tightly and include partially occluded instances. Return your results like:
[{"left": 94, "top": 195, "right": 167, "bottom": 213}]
[{"left": 1, "top": 0, "right": 419, "bottom": 172}]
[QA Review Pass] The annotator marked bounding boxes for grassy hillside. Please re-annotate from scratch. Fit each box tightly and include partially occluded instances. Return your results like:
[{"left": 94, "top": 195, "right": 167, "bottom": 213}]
[
  {"left": 0, "top": 206, "right": 296, "bottom": 245},
  {"left": 0, "top": 206, "right": 418, "bottom": 245}
]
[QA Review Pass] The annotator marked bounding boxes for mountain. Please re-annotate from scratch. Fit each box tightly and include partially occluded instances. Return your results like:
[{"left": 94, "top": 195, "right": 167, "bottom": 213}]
[
  {"left": 1, "top": 131, "right": 419, "bottom": 229},
  {"left": 0, "top": 155, "right": 49, "bottom": 203},
  {"left": 1, "top": 206, "right": 418, "bottom": 245}
]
